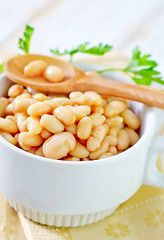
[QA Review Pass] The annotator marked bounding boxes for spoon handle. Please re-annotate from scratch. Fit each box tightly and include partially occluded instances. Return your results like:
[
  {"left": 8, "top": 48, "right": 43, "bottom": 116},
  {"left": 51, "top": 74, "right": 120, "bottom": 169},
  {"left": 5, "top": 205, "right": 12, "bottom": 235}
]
[{"left": 85, "top": 77, "right": 164, "bottom": 109}]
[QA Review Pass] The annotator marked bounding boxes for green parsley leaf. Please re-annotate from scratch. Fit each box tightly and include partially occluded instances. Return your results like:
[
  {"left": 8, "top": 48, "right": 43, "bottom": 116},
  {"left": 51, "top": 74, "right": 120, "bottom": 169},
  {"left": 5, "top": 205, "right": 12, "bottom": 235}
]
[
  {"left": 0, "top": 63, "right": 4, "bottom": 74},
  {"left": 83, "top": 43, "right": 112, "bottom": 55},
  {"left": 124, "top": 46, "right": 163, "bottom": 85},
  {"left": 19, "top": 25, "right": 34, "bottom": 54},
  {"left": 50, "top": 42, "right": 112, "bottom": 62},
  {"left": 98, "top": 46, "right": 164, "bottom": 86},
  {"left": 50, "top": 48, "right": 68, "bottom": 56}
]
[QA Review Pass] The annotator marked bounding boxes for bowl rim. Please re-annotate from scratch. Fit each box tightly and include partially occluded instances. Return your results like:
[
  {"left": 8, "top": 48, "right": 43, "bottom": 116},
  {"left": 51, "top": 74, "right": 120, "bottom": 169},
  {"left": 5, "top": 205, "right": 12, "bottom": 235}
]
[{"left": 0, "top": 73, "right": 156, "bottom": 166}]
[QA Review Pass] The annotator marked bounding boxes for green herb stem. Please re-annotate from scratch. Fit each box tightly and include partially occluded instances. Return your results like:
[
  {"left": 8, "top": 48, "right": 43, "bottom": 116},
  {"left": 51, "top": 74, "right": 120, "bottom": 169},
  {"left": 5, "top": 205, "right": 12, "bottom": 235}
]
[
  {"left": 0, "top": 63, "right": 4, "bottom": 74},
  {"left": 97, "top": 46, "right": 163, "bottom": 86},
  {"left": 97, "top": 68, "right": 125, "bottom": 74},
  {"left": 19, "top": 25, "right": 34, "bottom": 54},
  {"left": 70, "top": 54, "right": 73, "bottom": 63}
]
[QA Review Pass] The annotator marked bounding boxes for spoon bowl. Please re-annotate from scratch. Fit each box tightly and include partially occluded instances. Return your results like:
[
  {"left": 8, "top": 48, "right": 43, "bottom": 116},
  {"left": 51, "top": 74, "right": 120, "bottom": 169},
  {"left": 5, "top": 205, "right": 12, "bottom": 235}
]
[
  {"left": 5, "top": 54, "right": 85, "bottom": 92},
  {"left": 5, "top": 54, "right": 164, "bottom": 109}
]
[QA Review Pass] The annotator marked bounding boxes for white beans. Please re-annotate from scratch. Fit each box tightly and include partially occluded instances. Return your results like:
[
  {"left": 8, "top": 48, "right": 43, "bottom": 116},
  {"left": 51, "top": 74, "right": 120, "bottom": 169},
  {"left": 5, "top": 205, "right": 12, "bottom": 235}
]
[
  {"left": 106, "top": 116, "right": 123, "bottom": 127},
  {"left": 40, "top": 128, "right": 52, "bottom": 139},
  {"left": 15, "top": 113, "right": 28, "bottom": 132},
  {"left": 8, "top": 84, "right": 24, "bottom": 98},
  {"left": 43, "top": 132, "right": 76, "bottom": 159},
  {"left": 35, "top": 146, "right": 44, "bottom": 157},
  {"left": 27, "top": 117, "right": 42, "bottom": 135},
  {"left": 0, "top": 98, "right": 9, "bottom": 117},
  {"left": 87, "top": 125, "right": 106, "bottom": 151},
  {"left": 19, "top": 141, "right": 31, "bottom": 151},
  {"left": 105, "top": 135, "right": 117, "bottom": 146},
  {"left": 89, "top": 113, "right": 106, "bottom": 128},
  {"left": 13, "top": 97, "right": 37, "bottom": 113},
  {"left": 63, "top": 157, "right": 80, "bottom": 161},
  {"left": 89, "top": 139, "right": 109, "bottom": 159},
  {"left": 103, "top": 123, "right": 110, "bottom": 135},
  {"left": 27, "top": 101, "right": 51, "bottom": 116},
  {"left": 19, "top": 132, "right": 43, "bottom": 147},
  {"left": 0, "top": 118, "right": 18, "bottom": 133},
  {"left": 65, "top": 123, "right": 77, "bottom": 135},
  {"left": 5, "top": 103, "right": 13, "bottom": 115},
  {"left": 84, "top": 91, "right": 103, "bottom": 106},
  {"left": 69, "top": 92, "right": 93, "bottom": 106},
  {"left": 40, "top": 114, "right": 64, "bottom": 134},
  {"left": 109, "top": 146, "right": 117, "bottom": 155},
  {"left": 6, "top": 115, "right": 17, "bottom": 123},
  {"left": 117, "top": 129, "right": 130, "bottom": 151},
  {"left": 104, "top": 101, "right": 126, "bottom": 117},
  {"left": 109, "top": 126, "right": 119, "bottom": 137},
  {"left": 54, "top": 106, "right": 76, "bottom": 125},
  {"left": 24, "top": 60, "right": 47, "bottom": 77},
  {"left": 43, "top": 65, "right": 64, "bottom": 83},
  {"left": 91, "top": 106, "right": 104, "bottom": 114},
  {"left": 70, "top": 141, "right": 89, "bottom": 158},
  {"left": 0, "top": 132, "right": 17, "bottom": 145},
  {"left": 33, "top": 93, "right": 49, "bottom": 102},
  {"left": 50, "top": 98, "right": 73, "bottom": 108},
  {"left": 66, "top": 106, "right": 91, "bottom": 121},
  {"left": 27, "top": 87, "right": 39, "bottom": 95},
  {"left": 99, "top": 152, "right": 113, "bottom": 159},
  {"left": 77, "top": 117, "right": 92, "bottom": 139},
  {"left": 124, "top": 127, "right": 139, "bottom": 146},
  {"left": 1, "top": 84, "right": 141, "bottom": 161},
  {"left": 120, "top": 109, "right": 140, "bottom": 130},
  {"left": 18, "top": 92, "right": 32, "bottom": 98},
  {"left": 24, "top": 60, "right": 65, "bottom": 84},
  {"left": 28, "top": 147, "right": 37, "bottom": 154}
]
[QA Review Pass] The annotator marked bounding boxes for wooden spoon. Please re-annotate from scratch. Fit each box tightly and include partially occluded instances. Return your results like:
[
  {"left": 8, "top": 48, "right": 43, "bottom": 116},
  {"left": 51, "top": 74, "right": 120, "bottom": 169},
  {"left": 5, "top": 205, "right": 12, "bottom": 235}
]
[{"left": 5, "top": 54, "right": 164, "bottom": 109}]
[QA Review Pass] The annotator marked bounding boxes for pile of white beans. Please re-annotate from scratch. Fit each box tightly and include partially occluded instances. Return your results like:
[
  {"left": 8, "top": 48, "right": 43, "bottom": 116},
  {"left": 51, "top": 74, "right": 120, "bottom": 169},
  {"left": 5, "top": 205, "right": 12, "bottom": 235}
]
[
  {"left": 24, "top": 60, "right": 64, "bottom": 83},
  {"left": 0, "top": 82, "right": 140, "bottom": 161}
]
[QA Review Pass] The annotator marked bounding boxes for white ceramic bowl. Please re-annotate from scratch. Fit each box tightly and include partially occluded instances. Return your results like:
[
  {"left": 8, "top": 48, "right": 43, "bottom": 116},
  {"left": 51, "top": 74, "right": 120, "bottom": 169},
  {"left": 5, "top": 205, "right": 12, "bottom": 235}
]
[{"left": 0, "top": 66, "right": 164, "bottom": 227}]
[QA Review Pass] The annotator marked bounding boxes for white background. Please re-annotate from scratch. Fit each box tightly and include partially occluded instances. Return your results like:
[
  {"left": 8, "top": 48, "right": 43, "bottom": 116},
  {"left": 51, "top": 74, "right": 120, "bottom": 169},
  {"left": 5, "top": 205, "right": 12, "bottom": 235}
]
[{"left": 0, "top": 0, "right": 164, "bottom": 73}]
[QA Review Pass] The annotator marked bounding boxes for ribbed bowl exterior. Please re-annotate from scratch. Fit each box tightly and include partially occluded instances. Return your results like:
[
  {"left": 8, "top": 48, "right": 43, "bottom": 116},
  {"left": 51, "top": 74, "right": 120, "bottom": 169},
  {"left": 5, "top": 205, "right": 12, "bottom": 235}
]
[{"left": 8, "top": 199, "right": 118, "bottom": 227}]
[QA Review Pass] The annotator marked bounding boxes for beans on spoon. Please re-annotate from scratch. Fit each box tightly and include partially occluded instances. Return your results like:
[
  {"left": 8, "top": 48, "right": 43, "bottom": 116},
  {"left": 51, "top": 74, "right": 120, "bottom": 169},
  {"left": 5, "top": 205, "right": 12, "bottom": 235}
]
[{"left": 5, "top": 54, "right": 164, "bottom": 109}]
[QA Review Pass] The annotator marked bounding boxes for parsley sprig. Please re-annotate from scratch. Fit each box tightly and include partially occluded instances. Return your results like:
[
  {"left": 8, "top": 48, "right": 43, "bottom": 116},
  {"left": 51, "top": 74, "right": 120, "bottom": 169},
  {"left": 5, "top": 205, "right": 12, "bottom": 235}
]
[
  {"left": 98, "top": 46, "right": 163, "bottom": 85},
  {"left": 17, "top": 26, "right": 163, "bottom": 86},
  {"left": 0, "top": 63, "right": 4, "bottom": 74},
  {"left": 19, "top": 25, "right": 34, "bottom": 54},
  {"left": 50, "top": 42, "right": 112, "bottom": 62}
]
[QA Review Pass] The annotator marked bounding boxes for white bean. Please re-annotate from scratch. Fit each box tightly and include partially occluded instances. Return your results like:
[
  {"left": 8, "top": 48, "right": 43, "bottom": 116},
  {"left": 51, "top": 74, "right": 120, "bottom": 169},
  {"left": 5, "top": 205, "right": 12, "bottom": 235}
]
[
  {"left": 43, "top": 65, "right": 64, "bottom": 83},
  {"left": 40, "top": 114, "right": 64, "bottom": 134},
  {"left": 43, "top": 132, "right": 76, "bottom": 159},
  {"left": 70, "top": 141, "right": 89, "bottom": 158},
  {"left": 24, "top": 60, "right": 47, "bottom": 77}
]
